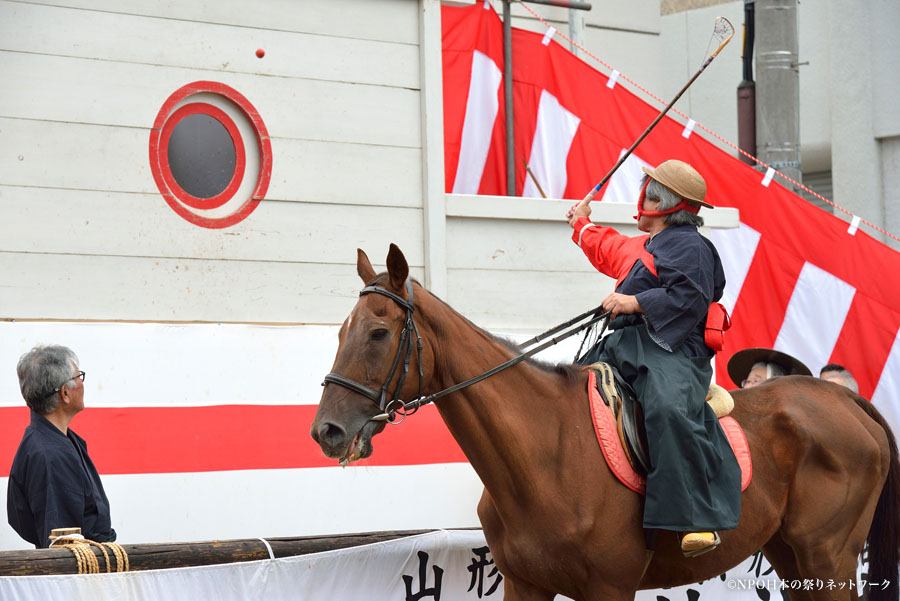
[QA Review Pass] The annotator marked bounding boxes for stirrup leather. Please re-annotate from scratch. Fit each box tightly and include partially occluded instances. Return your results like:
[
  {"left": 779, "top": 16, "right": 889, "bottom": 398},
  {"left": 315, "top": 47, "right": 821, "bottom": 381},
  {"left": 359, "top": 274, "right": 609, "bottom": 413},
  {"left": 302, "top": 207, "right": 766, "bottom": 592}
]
[{"left": 590, "top": 362, "right": 650, "bottom": 474}]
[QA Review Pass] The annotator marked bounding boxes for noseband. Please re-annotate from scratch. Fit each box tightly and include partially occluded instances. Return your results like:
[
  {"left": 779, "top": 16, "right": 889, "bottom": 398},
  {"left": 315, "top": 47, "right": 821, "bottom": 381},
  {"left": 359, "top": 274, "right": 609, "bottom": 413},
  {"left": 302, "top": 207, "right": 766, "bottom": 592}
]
[{"left": 322, "top": 280, "right": 423, "bottom": 424}]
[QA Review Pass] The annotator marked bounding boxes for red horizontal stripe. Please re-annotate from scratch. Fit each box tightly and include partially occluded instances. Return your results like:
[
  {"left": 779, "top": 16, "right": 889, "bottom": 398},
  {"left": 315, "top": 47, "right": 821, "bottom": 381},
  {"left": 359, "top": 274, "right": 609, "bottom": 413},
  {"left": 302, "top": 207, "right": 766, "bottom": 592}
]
[{"left": 0, "top": 405, "right": 467, "bottom": 476}]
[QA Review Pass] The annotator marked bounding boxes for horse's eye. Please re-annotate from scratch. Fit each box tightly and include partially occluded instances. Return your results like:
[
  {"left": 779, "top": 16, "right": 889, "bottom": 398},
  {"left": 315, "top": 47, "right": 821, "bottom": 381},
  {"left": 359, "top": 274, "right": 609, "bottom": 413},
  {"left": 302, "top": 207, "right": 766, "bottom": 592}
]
[{"left": 370, "top": 328, "right": 389, "bottom": 341}]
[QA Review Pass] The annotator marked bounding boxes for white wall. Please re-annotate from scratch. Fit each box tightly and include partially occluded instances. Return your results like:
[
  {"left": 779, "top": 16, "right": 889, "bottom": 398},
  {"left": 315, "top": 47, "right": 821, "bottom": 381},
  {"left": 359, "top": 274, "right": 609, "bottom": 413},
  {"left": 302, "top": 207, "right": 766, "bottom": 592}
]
[
  {"left": 0, "top": 0, "right": 427, "bottom": 325},
  {"left": 0, "top": 0, "right": 733, "bottom": 334},
  {"left": 0, "top": 0, "right": 442, "bottom": 551},
  {"left": 504, "top": 0, "right": 663, "bottom": 90}
]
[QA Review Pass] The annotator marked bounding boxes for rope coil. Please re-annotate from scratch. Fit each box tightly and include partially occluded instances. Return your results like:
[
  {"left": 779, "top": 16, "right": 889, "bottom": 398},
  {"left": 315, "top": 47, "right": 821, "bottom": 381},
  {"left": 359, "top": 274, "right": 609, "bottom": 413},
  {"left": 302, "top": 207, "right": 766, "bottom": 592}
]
[{"left": 50, "top": 536, "right": 130, "bottom": 574}]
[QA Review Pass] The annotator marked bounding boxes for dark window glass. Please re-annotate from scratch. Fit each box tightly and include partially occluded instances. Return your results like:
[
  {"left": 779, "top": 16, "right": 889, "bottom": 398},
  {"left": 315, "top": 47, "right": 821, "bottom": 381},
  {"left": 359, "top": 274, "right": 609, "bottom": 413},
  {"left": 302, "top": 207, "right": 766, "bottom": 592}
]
[{"left": 167, "top": 114, "right": 236, "bottom": 198}]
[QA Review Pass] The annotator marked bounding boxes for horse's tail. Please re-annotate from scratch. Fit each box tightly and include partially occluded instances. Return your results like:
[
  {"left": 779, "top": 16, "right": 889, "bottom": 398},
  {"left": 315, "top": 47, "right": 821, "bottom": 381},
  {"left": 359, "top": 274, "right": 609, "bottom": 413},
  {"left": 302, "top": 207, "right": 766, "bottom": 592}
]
[{"left": 855, "top": 396, "right": 900, "bottom": 601}]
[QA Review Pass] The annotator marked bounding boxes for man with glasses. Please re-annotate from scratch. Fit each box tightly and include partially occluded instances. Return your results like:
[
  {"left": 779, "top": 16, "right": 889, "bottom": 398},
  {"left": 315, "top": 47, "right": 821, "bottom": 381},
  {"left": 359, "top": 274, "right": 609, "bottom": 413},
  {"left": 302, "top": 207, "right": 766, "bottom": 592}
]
[
  {"left": 7, "top": 345, "right": 116, "bottom": 548},
  {"left": 726, "top": 347, "right": 811, "bottom": 389}
]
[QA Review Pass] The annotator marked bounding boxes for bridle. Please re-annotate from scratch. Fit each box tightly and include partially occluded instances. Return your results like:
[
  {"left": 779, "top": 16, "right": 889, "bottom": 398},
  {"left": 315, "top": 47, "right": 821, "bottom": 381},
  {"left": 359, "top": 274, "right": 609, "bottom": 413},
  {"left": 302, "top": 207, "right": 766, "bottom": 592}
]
[
  {"left": 322, "top": 280, "right": 423, "bottom": 424},
  {"left": 322, "top": 280, "right": 611, "bottom": 425}
]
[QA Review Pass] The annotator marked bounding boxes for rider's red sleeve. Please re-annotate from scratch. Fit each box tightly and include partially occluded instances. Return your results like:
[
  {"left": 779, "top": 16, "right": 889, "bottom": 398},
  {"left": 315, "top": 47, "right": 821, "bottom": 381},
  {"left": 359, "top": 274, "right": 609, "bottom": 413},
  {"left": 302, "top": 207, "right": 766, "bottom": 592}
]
[{"left": 571, "top": 217, "right": 654, "bottom": 285}]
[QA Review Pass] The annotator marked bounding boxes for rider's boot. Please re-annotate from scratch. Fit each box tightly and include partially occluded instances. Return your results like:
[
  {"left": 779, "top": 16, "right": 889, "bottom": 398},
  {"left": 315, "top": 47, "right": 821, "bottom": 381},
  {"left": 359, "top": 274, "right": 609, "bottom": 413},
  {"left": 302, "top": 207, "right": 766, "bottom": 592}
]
[{"left": 681, "top": 531, "right": 721, "bottom": 558}]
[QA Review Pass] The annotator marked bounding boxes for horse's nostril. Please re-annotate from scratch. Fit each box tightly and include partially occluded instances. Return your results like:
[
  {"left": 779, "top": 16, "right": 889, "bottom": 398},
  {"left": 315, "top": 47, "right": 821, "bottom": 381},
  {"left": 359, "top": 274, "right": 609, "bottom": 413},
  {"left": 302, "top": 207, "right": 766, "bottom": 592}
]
[{"left": 318, "top": 422, "right": 347, "bottom": 448}]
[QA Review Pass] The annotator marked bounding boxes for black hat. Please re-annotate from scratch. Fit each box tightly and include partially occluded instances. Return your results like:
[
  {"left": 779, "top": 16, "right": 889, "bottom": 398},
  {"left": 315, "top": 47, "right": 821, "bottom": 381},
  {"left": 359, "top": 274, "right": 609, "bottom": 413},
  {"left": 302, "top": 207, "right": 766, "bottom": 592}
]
[{"left": 727, "top": 347, "right": 812, "bottom": 387}]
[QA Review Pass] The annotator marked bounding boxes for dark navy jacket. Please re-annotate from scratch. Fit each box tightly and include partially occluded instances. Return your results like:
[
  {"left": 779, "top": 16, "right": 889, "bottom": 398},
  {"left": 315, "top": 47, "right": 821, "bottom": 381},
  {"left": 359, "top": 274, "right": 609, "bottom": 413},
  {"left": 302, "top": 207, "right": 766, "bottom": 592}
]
[
  {"left": 620, "top": 224, "right": 725, "bottom": 357},
  {"left": 572, "top": 219, "right": 725, "bottom": 358},
  {"left": 7, "top": 411, "right": 115, "bottom": 548}
]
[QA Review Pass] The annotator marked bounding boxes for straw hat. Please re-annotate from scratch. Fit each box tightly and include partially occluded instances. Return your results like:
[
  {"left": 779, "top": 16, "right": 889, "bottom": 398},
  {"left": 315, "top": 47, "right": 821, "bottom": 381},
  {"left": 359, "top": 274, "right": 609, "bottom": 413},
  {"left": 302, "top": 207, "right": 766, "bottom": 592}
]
[
  {"left": 726, "top": 348, "right": 812, "bottom": 387},
  {"left": 642, "top": 160, "right": 713, "bottom": 209}
]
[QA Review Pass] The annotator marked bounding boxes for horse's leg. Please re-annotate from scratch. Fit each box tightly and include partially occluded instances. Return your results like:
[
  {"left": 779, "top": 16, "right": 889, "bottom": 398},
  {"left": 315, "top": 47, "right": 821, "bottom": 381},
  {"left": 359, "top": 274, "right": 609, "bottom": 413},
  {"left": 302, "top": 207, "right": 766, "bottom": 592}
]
[
  {"left": 502, "top": 577, "right": 556, "bottom": 601},
  {"left": 579, "top": 523, "right": 649, "bottom": 601},
  {"left": 765, "top": 532, "right": 864, "bottom": 601},
  {"left": 781, "top": 523, "right": 868, "bottom": 600},
  {"left": 476, "top": 492, "right": 554, "bottom": 601},
  {"left": 580, "top": 580, "right": 644, "bottom": 601},
  {"left": 762, "top": 534, "right": 815, "bottom": 601},
  {"left": 778, "top": 470, "right": 879, "bottom": 600}
]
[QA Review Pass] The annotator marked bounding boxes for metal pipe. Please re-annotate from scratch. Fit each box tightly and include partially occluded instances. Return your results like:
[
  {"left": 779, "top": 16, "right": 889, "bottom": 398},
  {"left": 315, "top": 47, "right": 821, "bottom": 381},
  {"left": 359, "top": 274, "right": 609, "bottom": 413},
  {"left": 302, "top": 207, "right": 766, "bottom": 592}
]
[
  {"left": 503, "top": 0, "right": 515, "bottom": 196},
  {"left": 737, "top": 82, "right": 756, "bottom": 166},
  {"left": 568, "top": 6, "right": 585, "bottom": 57},
  {"left": 526, "top": 0, "right": 592, "bottom": 10},
  {"left": 737, "top": 0, "right": 756, "bottom": 165},
  {"left": 755, "top": 0, "right": 801, "bottom": 187},
  {"left": 504, "top": 0, "right": 592, "bottom": 195}
]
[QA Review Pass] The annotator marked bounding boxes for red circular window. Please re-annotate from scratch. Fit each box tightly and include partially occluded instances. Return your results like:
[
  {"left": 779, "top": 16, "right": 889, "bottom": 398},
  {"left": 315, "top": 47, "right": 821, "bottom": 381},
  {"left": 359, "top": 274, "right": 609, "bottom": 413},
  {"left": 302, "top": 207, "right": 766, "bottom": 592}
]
[{"left": 149, "top": 82, "right": 272, "bottom": 229}]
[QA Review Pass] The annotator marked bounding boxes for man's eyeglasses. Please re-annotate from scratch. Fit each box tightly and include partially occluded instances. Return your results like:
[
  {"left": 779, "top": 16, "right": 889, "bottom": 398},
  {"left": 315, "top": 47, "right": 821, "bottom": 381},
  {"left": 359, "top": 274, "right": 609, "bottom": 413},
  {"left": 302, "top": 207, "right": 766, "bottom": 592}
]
[
  {"left": 53, "top": 371, "right": 86, "bottom": 394},
  {"left": 741, "top": 374, "right": 764, "bottom": 388}
]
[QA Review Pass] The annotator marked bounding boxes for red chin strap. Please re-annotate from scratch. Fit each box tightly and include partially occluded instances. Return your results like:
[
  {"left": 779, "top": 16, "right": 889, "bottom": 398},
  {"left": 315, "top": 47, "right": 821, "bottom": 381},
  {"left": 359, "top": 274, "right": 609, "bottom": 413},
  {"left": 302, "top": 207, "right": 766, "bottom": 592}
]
[{"left": 633, "top": 179, "right": 701, "bottom": 221}]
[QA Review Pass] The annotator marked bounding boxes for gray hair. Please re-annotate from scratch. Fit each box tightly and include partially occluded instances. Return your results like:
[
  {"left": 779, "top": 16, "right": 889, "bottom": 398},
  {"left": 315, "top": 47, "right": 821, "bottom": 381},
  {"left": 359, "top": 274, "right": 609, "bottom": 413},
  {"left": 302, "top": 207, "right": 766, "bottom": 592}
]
[
  {"left": 644, "top": 176, "right": 705, "bottom": 227},
  {"left": 820, "top": 364, "right": 859, "bottom": 394},
  {"left": 16, "top": 345, "right": 80, "bottom": 414},
  {"left": 751, "top": 361, "right": 786, "bottom": 379}
]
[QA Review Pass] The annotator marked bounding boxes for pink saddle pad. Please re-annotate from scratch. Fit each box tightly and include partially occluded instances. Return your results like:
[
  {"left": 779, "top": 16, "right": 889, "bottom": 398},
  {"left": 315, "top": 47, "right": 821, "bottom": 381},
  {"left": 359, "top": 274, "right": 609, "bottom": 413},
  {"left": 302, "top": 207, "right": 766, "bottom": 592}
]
[{"left": 587, "top": 370, "right": 752, "bottom": 495}]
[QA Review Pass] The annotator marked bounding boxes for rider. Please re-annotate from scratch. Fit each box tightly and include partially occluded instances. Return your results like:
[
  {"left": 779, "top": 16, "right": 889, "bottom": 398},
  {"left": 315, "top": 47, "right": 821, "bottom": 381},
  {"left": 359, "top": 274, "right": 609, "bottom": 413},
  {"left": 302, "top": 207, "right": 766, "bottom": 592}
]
[{"left": 566, "top": 159, "right": 741, "bottom": 557}]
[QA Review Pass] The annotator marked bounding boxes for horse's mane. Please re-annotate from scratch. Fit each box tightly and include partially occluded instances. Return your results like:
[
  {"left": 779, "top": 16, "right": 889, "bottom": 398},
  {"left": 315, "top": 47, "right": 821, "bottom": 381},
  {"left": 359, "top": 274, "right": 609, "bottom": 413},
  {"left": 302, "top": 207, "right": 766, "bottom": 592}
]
[{"left": 367, "top": 273, "right": 581, "bottom": 383}]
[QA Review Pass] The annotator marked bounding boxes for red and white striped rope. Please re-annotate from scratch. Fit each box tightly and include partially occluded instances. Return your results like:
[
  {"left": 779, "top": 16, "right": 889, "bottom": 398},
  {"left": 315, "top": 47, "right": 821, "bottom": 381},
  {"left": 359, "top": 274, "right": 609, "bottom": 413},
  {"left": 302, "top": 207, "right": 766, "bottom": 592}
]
[{"left": 513, "top": 0, "right": 900, "bottom": 244}]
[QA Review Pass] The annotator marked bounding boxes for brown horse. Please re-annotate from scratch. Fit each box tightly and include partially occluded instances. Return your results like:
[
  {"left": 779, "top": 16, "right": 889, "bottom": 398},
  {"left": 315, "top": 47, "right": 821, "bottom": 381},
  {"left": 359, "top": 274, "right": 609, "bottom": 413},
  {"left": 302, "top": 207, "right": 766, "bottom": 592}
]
[{"left": 311, "top": 244, "right": 900, "bottom": 601}]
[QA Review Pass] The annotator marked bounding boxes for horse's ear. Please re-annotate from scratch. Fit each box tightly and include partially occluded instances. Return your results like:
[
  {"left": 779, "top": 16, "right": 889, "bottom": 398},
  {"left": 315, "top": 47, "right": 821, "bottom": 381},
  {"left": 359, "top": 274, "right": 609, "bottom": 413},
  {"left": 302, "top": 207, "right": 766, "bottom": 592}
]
[
  {"left": 386, "top": 243, "right": 409, "bottom": 292},
  {"left": 357, "top": 249, "right": 376, "bottom": 284}
]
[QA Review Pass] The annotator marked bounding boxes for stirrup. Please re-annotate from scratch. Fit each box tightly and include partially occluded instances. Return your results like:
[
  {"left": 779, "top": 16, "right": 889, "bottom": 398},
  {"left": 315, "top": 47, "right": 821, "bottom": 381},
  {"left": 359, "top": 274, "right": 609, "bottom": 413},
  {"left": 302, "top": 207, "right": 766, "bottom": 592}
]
[
  {"left": 681, "top": 531, "right": 721, "bottom": 558},
  {"left": 593, "top": 362, "right": 621, "bottom": 411}
]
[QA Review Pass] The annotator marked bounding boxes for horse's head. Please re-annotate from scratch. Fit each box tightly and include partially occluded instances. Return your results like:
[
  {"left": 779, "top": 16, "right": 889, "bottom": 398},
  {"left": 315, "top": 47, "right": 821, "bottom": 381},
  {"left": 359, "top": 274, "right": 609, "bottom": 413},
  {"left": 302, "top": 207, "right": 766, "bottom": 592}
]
[{"left": 310, "top": 244, "right": 431, "bottom": 465}]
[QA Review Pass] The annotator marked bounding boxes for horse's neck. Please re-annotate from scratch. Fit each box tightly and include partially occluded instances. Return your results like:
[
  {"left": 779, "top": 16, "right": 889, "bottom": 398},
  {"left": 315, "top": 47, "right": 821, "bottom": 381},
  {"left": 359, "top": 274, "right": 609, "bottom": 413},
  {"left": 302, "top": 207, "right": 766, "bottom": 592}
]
[{"left": 422, "top": 300, "right": 582, "bottom": 507}]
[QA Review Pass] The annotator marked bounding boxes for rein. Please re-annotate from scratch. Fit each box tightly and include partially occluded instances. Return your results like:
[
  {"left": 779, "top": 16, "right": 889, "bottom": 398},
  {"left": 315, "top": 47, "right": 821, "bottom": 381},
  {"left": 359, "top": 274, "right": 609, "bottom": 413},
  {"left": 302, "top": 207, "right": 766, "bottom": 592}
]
[{"left": 323, "top": 282, "right": 610, "bottom": 425}]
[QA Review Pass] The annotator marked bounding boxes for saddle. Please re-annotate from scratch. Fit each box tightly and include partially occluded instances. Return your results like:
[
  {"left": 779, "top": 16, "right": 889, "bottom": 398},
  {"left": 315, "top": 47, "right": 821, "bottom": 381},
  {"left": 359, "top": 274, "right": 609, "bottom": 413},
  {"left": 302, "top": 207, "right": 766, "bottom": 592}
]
[
  {"left": 589, "top": 362, "right": 742, "bottom": 482},
  {"left": 593, "top": 362, "right": 652, "bottom": 474}
]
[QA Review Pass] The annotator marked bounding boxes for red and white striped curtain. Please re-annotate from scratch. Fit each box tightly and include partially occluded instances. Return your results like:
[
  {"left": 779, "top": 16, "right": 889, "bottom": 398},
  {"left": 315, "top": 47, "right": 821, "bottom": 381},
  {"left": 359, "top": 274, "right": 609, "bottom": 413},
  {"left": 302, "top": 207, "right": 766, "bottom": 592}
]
[{"left": 441, "top": 3, "right": 900, "bottom": 430}]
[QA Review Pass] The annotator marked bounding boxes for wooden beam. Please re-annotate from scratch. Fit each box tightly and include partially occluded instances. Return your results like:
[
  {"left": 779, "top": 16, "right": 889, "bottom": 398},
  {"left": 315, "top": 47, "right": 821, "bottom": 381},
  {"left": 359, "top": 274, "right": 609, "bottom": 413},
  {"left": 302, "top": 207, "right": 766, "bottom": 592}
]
[{"left": 0, "top": 529, "right": 450, "bottom": 576}]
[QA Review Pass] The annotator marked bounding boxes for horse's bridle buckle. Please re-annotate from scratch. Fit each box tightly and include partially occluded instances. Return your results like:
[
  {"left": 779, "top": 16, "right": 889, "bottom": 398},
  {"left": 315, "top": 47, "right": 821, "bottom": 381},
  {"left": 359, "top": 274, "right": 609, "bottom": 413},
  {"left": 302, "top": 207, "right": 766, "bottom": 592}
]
[{"left": 322, "top": 280, "right": 423, "bottom": 425}]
